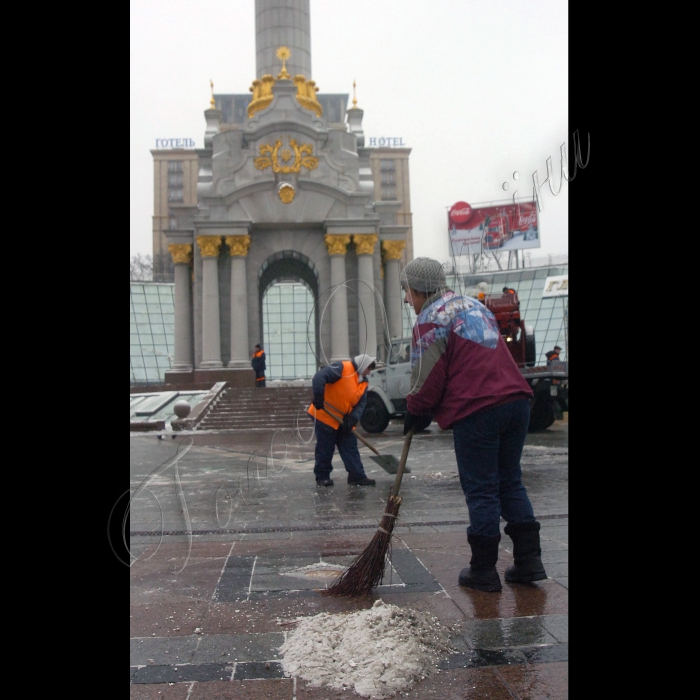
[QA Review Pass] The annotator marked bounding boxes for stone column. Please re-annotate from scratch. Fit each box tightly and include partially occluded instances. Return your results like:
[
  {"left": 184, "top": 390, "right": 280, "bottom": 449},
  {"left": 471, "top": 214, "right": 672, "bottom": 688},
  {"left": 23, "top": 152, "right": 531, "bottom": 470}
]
[
  {"left": 353, "top": 233, "right": 378, "bottom": 356},
  {"left": 168, "top": 244, "right": 193, "bottom": 371},
  {"left": 225, "top": 235, "right": 252, "bottom": 368},
  {"left": 382, "top": 240, "right": 406, "bottom": 339},
  {"left": 325, "top": 234, "right": 351, "bottom": 363},
  {"left": 196, "top": 235, "right": 223, "bottom": 368},
  {"left": 255, "top": 0, "right": 312, "bottom": 80}
]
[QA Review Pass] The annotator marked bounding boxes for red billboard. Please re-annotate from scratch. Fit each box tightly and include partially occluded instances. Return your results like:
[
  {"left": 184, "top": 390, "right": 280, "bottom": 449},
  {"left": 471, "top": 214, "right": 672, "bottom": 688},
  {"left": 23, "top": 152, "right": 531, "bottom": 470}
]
[{"left": 448, "top": 200, "right": 540, "bottom": 255}]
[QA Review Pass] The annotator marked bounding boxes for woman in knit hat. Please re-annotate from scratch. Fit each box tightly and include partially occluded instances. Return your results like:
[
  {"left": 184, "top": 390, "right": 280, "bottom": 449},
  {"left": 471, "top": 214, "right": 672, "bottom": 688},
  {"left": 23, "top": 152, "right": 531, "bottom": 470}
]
[{"left": 400, "top": 257, "right": 546, "bottom": 593}]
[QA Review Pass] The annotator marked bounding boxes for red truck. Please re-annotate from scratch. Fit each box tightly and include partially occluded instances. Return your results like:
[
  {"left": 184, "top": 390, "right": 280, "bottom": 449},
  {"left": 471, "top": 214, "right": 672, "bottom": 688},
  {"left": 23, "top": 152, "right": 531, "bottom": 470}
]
[
  {"left": 361, "top": 289, "right": 568, "bottom": 433},
  {"left": 483, "top": 216, "right": 510, "bottom": 249},
  {"left": 483, "top": 290, "right": 568, "bottom": 429}
]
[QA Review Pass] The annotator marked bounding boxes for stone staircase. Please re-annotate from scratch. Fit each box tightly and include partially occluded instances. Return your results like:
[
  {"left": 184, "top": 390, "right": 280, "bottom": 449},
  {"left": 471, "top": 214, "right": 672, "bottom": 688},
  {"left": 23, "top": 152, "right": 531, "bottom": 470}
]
[{"left": 196, "top": 386, "right": 314, "bottom": 431}]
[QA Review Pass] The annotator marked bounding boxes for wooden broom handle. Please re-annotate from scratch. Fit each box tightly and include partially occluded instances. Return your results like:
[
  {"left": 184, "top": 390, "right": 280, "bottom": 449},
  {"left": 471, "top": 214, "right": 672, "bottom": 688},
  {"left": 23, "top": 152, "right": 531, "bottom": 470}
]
[
  {"left": 392, "top": 428, "right": 415, "bottom": 495},
  {"left": 354, "top": 429, "right": 382, "bottom": 456}
]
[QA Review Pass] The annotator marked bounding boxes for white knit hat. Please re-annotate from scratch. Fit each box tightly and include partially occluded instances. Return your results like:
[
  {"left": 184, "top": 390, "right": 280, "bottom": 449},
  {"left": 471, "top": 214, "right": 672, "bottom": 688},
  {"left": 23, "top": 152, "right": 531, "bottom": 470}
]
[
  {"left": 400, "top": 257, "right": 447, "bottom": 293},
  {"left": 353, "top": 354, "right": 376, "bottom": 375}
]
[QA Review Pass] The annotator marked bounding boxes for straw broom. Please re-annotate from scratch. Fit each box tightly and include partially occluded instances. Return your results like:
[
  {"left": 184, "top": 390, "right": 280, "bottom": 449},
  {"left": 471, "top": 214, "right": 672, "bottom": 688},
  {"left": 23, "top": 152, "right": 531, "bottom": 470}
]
[{"left": 321, "top": 427, "right": 415, "bottom": 597}]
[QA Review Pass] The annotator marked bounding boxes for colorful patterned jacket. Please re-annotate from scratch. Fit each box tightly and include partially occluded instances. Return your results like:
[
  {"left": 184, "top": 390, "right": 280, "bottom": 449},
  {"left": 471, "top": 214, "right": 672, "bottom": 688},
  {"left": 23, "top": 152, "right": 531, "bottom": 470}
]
[{"left": 406, "top": 289, "right": 533, "bottom": 430}]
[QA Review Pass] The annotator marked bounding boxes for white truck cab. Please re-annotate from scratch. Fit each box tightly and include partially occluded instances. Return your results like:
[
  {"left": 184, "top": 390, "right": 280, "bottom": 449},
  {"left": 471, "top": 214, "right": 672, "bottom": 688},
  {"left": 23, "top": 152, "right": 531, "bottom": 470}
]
[{"left": 360, "top": 338, "right": 432, "bottom": 434}]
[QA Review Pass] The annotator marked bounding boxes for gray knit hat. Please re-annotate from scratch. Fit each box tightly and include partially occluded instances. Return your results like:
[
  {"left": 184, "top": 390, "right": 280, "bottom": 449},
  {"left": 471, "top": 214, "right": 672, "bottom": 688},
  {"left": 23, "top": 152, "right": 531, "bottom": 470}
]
[{"left": 400, "top": 257, "right": 447, "bottom": 294}]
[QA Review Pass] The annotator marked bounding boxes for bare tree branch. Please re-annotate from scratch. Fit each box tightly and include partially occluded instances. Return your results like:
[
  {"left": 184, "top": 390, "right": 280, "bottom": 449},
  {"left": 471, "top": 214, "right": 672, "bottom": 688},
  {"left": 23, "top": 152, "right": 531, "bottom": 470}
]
[{"left": 130, "top": 253, "right": 153, "bottom": 281}]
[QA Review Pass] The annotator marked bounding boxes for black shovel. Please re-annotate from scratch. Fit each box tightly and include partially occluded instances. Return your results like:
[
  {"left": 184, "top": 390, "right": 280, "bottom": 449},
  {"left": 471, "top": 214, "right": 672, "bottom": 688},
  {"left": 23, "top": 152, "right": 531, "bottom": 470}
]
[
  {"left": 354, "top": 430, "right": 410, "bottom": 474},
  {"left": 321, "top": 398, "right": 410, "bottom": 475}
]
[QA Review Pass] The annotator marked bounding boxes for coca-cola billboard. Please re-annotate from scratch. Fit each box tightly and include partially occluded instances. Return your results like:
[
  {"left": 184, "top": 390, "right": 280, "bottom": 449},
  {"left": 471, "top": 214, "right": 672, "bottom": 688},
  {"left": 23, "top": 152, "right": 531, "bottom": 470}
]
[
  {"left": 449, "top": 201, "right": 472, "bottom": 225},
  {"left": 448, "top": 200, "right": 541, "bottom": 255}
]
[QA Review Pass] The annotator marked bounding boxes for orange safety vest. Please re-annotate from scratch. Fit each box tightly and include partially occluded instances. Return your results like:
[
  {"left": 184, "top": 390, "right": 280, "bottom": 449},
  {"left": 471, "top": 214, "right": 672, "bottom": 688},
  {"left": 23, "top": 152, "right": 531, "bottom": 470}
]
[
  {"left": 307, "top": 361, "right": 368, "bottom": 429},
  {"left": 252, "top": 350, "right": 265, "bottom": 382}
]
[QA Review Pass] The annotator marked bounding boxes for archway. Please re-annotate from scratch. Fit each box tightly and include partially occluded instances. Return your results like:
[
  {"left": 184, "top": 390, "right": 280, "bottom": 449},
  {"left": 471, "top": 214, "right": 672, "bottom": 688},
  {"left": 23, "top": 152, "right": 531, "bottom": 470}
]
[{"left": 258, "top": 251, "right": 320, "bottom": 380}]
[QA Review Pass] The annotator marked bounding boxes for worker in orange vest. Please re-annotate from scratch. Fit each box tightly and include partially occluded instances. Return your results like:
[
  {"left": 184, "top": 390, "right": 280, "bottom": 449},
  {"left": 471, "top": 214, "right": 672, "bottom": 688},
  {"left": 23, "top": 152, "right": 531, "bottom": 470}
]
[
  {"left": 545, "top": 346, "right": 561, "bottom": 366},
  {"left": 251, "top": 344, "right": 266, "bottom": 387},
  {"left": 308, "top": 354, "right": 377, "bottom": 487}
]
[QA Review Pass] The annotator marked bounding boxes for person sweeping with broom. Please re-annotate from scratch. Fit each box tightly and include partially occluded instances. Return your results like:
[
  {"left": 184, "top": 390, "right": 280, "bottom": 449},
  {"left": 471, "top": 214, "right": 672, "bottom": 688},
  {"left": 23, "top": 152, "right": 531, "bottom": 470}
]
[
  {"left": 308, "top": 354, "right": 378, "bottom": 487},
  {"left": 400, "top": 258, "right": 547, "bottom": 593}
]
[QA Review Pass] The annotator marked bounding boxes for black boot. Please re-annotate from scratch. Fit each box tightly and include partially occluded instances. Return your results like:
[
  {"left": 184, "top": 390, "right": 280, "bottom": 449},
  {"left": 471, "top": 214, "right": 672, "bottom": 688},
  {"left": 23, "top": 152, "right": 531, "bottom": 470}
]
[
  {"left": 458, "top": 533, "right": 502, "bottom": 592},
  {"left": 504, "top": 521, "right": 547, "bottom": 583},
  {"left": 347, "top": 476, "right": 376, "bottom": 486}
]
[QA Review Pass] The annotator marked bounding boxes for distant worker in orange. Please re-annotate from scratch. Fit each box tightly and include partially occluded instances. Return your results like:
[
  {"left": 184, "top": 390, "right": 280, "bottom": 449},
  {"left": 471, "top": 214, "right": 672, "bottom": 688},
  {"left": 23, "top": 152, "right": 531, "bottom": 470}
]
[
  {"left": 502, "top": 287, "right": 516, "bottom": 295},
  {"left": 251, "top": 344, "right": 266, "bottom": 387},
  {"left": 545, "top": 345, "right": 562, "bottom": 366}
]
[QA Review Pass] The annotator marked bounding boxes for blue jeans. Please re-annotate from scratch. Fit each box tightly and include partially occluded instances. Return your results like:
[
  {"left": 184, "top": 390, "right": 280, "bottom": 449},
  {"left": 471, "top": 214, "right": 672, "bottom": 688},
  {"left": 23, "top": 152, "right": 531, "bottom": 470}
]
[
  {"left": 313, "top": 421, "right": 366, "bottom": 481},
  {"left": 452, "top": 398, "right": 536, "bottom": 538}
]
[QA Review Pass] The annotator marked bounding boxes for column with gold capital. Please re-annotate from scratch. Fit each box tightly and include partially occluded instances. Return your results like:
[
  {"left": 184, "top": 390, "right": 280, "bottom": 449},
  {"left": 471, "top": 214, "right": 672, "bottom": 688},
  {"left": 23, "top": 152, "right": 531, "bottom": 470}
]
[
  {"left": 168, "top": 244, "right": 194, "bottom": 372},
  {"left": 325, "top": 234, "right": 351, "bottom": 362},
  {"left": 382, "top": 240, "right": 406, "bottom": 339},
  {"left": 225, "top": 235, "right": 252, "bottom": 368},
  {"left": 197, "top": 235, "right": 224, "bottom": 368},
  {"left": 353, "top": 234, "right": 378, "bottom": 356}
]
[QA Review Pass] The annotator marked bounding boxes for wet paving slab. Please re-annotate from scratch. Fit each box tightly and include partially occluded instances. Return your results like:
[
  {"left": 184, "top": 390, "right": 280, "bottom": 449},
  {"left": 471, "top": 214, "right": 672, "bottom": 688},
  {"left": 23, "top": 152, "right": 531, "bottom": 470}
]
[
  {"left": 129, "top": 455, "right": 566, "bottom": 539},
  {"left": 128, "top": 664, "right": 569, "bottom": 700},
  {"left": 129, "top": 420, "right": 568, "bottom": 698}
]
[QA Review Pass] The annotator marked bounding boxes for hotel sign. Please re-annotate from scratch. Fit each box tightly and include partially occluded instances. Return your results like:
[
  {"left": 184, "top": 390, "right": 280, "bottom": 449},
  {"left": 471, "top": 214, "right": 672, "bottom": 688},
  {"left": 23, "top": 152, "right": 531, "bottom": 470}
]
[
  {"left": 368, "top": 137, "right": 406, "bottom": 147},
  {"left": 155, "top": 138, "right": 196, "bottom": 149},
  {"left": 542, "top": 275, "right": 568, "bottom": 297}
]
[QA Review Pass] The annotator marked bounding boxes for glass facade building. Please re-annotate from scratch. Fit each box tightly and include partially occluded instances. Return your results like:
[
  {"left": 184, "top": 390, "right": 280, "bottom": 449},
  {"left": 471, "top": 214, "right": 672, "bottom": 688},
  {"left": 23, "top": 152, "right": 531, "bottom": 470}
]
[
  {"left": 130, "top": 282, "right": 175, "bottom": 385},
  {"left": 396, "top": 264, "right": 568, "bottom": 364},
  {"left": 446, "top": 264, "right": 568, "bottom": 364},
  {"left": 262, "top": 282, "right": 317, "bottom": 380},
  {"left": 129, "top": 263, "right": 567, "bottom": 384}
]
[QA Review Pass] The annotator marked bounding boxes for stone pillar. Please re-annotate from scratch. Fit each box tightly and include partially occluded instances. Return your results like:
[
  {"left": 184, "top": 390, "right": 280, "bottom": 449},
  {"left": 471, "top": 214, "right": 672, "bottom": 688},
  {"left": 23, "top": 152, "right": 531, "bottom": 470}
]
[
  {"left": 225, "top": 235, "right": 252, "bottom": 368},
  {"left": 168, "top": 244, "right": 193, "bottom": 371},
  {"left": 325, "top": 234, "right": 351, "bottom": 363},
  {"left": 255, "top": 0, "right": 312, "bottom": 80},
  {"left": 382, "top": 240, "right": 406, "bottom": 339},
  {"left": 353, "top": 233, "right": 378, "bottom": 356},
  {"left": 197, "top": 235, "right": 223, "bottom": 368}
]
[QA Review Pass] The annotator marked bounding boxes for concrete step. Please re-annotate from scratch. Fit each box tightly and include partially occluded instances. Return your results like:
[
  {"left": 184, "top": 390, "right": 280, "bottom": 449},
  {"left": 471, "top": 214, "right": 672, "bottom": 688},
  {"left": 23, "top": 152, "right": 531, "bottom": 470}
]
[
  {"left": 199, "top": 411, "right": 307, "bottom": 417},
  {"left": 201, "top": 415, "right": 306, "bottom": 422},
  {"left": 198, "top": 420, "right": 309, "bottom": 430},
  {"left": 216, "top": 396, "right": 310, "bottom": 401},
  {"left": 208, "top": 402, "right": 307, "bottom": 408},
  {"left": 195, "top": 386, "right": 314, "bottom": 430}
]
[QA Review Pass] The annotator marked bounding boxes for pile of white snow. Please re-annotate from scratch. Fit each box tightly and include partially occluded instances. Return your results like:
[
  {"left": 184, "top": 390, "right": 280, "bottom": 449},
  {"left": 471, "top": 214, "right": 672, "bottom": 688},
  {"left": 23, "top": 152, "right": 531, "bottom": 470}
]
[
  {"left": 422, "top": 470, "right": 460, "bottom": 481},
  {"left": 279, "top": 599, "right": 454, "bottom": 698}
]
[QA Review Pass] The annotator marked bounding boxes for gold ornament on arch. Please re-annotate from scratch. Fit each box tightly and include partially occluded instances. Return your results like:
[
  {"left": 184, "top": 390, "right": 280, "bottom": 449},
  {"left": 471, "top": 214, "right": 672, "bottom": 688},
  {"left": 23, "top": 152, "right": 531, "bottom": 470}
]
[
  {"left": 254, "top": 138, "right": 318, "bottom": 174},
  {"left": 276, "top": 46, "right": 291, "bottom": 79},
  {"left": 278, "top": 183, "right": 296, "bottom": 204},
  {"left": 247, "top": 46, "right": 322, "bottom": 118}
]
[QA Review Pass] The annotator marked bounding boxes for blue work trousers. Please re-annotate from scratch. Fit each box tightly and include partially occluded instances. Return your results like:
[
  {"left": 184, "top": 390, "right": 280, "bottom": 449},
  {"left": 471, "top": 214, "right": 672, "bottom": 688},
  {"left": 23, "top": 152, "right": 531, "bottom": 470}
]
[
  {"left": 452, "top": 398, "right": 537, "bottom": 538},
  {"left": 313, "top": 421, "right": 366, "bottom": 481}
]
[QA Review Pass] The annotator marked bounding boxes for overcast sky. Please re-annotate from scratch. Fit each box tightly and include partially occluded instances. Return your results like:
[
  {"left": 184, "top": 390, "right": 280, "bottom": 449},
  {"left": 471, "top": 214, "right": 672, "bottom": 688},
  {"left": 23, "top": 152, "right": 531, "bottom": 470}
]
[{"left": 130, "top": 0, "right": 569, "bottom": 264}]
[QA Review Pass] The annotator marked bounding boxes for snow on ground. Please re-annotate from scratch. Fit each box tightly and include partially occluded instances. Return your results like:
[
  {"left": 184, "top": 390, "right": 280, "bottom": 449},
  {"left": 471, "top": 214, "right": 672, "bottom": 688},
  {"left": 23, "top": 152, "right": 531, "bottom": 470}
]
[{"left": 279, "top": 599, "right": 455, "bottom": 698}]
